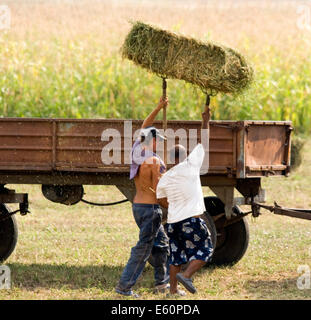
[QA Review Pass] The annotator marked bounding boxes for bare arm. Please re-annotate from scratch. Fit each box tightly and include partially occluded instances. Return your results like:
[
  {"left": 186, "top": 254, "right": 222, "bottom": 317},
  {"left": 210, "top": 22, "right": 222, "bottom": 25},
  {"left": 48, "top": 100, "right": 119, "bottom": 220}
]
[
  {"left": 198, "top": 108, "right": 210, "bottom": 143},
  {"left": 141, "top": 97, "right": 168, "bottom": 129},
  {"left": 201, "top": 108, "right": 209, "bottom": 130},
  {"left": 157, "top": 197, "right": 168, "bottom": 209}
]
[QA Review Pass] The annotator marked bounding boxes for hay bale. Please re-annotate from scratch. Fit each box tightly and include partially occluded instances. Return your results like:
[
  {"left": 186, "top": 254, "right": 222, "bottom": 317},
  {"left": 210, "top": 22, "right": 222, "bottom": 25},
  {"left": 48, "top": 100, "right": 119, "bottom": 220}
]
[
  {"left": 290, "top": 135, "right": 305, "bottom": 171},
  {"left": 121, "top": 21, "right": 254, "bottom": 94}
]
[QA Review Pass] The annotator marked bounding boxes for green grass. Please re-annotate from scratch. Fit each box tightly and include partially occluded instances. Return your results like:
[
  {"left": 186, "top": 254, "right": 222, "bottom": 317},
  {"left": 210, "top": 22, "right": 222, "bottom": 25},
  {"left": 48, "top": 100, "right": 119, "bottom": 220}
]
[{"left": 1, "top": 140, "right": 311, "bottom": 300}]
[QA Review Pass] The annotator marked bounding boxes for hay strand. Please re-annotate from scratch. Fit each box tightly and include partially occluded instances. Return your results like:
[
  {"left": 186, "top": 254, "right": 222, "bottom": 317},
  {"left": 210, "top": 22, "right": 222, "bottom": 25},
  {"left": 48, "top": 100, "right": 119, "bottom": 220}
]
[
  {"left": 121, "top": 21, "right": 254, "bottom": 95},
  {"left": 290, "top": 135, "right": 305, "bottom": 171}
]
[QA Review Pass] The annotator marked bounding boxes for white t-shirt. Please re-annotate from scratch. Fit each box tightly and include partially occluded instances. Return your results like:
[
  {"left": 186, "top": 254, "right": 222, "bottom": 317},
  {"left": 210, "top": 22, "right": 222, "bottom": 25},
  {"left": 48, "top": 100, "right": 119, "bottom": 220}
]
[{"left": 156, "top": 144, "right": 206, "bottom": 224}]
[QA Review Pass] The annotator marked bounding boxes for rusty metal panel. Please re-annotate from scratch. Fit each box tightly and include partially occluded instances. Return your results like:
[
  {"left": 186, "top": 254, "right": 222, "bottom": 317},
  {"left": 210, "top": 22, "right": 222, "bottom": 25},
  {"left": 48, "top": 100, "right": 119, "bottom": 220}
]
[
  {"left": 209, "top": 123, "right": 234, "bottom": 173},
  {"left": 54, "top": 119, "right": 235, "bottom": 173},
  {"left": 0, "top": 118, "right": 291, "bottom": 179},
  {"left": 56, "top": 120, "right": 110, "bottom": 170},
  {"left": 244, "top": 122, "right": 292, "bottom": 177},
  {"left": 236, "top": 122, "right": 246, "bottom": 179},
  {"left": 0, "top": 118, "right": 53, "bottom": 170}
]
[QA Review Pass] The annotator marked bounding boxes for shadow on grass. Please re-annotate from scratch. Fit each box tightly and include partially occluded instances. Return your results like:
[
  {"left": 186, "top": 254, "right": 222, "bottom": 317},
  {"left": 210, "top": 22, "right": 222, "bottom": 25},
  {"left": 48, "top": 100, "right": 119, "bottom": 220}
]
[
  {"left": 246, "top": 278, "right": 311, "bottom": 299},
  {"left": 7, "top": 262, "right": 217, "bottom": 292},
  {"left": 7, "top": 263, "right": 126, "bottom": 290}
]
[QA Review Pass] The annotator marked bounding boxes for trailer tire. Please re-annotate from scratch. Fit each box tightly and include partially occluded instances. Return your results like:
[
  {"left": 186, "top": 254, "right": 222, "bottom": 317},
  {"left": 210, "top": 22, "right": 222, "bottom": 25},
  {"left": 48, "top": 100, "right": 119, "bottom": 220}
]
[
  {"left": 0, "top": 204, "right": 18, "bottom": 263},
  {"left": 204, "top": 196, "right": 249, "bottom": 266},
  {"left": 211, "top": 217, "right": 249, "bottom": 266},
  {"left": 200, "top": 211, "right": 217, "bottom": 251}
]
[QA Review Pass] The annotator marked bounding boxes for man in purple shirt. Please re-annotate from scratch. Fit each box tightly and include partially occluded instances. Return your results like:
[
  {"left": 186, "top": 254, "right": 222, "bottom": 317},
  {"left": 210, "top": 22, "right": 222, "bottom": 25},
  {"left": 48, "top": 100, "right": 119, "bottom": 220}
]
[{"left": 116, "top": 97, "right": 170, "bottom": 297}]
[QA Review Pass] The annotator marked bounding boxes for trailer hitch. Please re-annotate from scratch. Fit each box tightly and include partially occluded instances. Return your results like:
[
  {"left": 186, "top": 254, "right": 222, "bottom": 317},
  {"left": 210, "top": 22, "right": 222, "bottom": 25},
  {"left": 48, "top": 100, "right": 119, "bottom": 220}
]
[
  {"left": 252, "top": 202, "right": 311, "bottom": 221},
  {"left": 0, "top": 186, "right": 30, "bottom": 220}
]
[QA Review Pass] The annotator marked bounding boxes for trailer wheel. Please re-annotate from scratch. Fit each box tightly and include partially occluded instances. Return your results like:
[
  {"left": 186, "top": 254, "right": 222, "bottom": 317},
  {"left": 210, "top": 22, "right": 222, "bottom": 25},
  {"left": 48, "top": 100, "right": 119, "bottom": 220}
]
[
  {"left": 0, "top": 204, "right": 18, "bottom": 263},
  {"left": 204, "top": 196, "right": 249, "bottom": 266},
  {"left": 200, "top": 211, "right": 217, "bottom": 250}
]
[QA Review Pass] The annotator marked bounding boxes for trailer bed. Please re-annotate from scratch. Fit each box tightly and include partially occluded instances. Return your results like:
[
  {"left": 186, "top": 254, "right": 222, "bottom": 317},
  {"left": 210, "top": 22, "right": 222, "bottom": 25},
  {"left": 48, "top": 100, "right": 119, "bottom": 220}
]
[{"left": 0, "top": 118, "right": 291, "bottom": 185}]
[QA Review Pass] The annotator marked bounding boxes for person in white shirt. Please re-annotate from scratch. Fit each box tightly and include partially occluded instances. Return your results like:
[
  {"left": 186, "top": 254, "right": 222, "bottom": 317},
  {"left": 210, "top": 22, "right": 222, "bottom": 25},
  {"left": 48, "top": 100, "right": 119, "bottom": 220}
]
[{"left": 156, "top": 113, "right": 213, "bottom": 295}]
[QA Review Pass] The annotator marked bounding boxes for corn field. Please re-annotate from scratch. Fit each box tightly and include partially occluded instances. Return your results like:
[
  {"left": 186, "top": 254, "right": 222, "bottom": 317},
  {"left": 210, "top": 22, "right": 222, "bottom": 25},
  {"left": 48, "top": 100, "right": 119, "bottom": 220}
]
[{"left": 0, "top": 0, "right": 311, "bottom": 133}]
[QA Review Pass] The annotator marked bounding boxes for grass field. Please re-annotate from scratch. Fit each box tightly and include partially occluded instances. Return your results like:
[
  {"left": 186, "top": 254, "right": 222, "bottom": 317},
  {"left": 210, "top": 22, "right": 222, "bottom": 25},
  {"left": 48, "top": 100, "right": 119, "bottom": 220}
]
[
  {"left": 0, "top": 0, "right": 311, "bottom": 300},
  {"left": 0, "top": 139, "right": 310, "bottom": 300}
]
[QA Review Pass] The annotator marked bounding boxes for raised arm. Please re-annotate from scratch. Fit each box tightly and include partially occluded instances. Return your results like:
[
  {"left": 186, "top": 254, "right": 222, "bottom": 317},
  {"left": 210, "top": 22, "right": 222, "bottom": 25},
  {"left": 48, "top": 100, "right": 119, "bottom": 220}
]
[
  {"left": 198, "top": 107, "right": 210, "bottom": 143},
  {"left": 141, "top": 96, "right": 168, "bottom": 129},
  {"left": 201, "top": 108, "right": 210, "bottom": 130}
]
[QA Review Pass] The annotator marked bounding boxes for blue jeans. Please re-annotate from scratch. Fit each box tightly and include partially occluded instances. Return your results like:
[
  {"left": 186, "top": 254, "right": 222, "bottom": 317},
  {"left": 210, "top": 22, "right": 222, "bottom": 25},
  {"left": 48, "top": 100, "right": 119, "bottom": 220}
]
[{"left": 117, "top": 203, "right": 169, "bottom": 291}]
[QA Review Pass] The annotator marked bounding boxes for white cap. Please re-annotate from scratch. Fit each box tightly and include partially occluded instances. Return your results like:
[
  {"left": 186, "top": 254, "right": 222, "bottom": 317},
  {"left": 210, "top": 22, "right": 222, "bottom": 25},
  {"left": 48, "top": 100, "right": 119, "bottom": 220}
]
[{"left": 139, "top": 126, "right": 166, "bottom": 141}]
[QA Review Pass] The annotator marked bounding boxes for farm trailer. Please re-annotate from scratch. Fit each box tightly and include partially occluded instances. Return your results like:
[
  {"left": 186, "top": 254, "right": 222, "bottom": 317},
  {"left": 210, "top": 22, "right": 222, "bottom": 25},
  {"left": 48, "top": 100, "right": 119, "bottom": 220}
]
[{"left": 0, "top": 117, "right": 309, "bottom": 266}]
